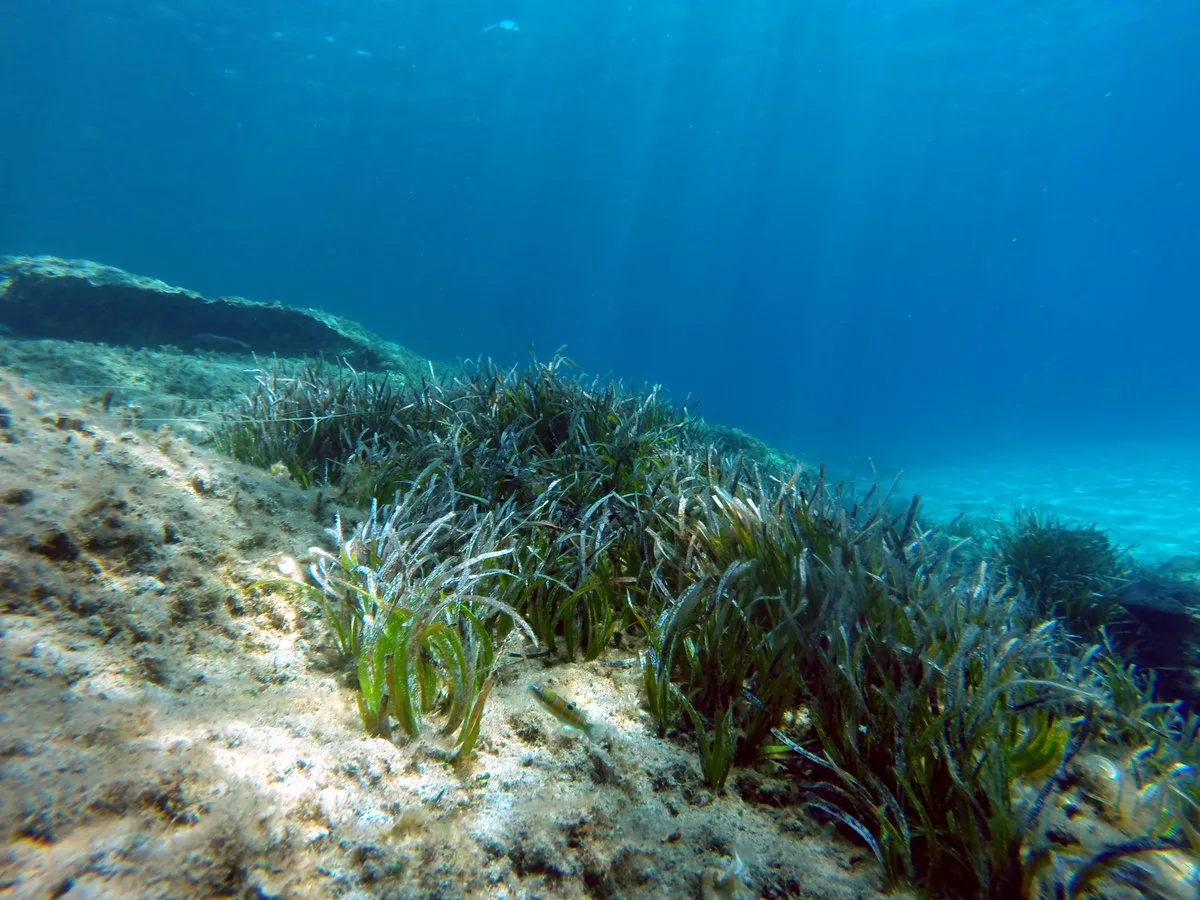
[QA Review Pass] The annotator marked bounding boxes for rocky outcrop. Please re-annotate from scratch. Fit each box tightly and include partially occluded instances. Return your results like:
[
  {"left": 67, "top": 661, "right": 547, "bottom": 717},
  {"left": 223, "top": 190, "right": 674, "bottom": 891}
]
[
  {"left": 1117, "top": 570, "right": 1200, "bottom": 712},
  {"left": 0, "top": 255, "right": 422, "bottom": 372}
]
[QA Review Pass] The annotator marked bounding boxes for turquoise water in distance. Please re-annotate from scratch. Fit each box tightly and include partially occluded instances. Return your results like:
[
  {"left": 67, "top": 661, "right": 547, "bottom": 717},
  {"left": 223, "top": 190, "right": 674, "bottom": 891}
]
[{"left": 879, "top": 440, "right": 1200, "bottom": 563}]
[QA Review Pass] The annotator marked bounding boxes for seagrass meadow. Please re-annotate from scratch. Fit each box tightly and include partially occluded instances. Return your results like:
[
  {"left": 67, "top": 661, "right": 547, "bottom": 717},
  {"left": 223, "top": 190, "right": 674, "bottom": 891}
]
[
  {"left": 3, "top": 321, "right": 1200, "bottom": 897},
  {"left": 4, "top": 0, "right": 1198, "bottom": 894},
  {"left": 215, "top": 352, "right": 1200, "bottom": 899}
]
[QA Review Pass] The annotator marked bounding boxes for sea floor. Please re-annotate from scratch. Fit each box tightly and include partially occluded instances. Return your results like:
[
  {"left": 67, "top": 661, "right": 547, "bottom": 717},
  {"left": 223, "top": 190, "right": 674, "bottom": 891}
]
[
  {"left": 889, "top": 440, "right": 1200, "bottom": 563},
  {"left": 2, "top": 330, "right": 1196, "bottom": 898},
  {"left": 0, "top": 347, "right": 888, "bottom": 900}
]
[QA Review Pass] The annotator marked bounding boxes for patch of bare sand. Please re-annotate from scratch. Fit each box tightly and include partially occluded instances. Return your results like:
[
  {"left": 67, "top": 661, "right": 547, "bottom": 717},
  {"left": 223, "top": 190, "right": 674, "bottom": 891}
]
[{"left": 0, "top": 363, "right": 896, "bottom": 899}]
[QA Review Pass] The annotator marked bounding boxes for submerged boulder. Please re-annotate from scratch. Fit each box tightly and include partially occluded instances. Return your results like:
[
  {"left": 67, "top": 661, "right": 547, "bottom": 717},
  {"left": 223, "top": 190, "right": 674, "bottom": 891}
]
[
  {"left": 0, "top": 255, "right": 418, "bottom": 372},
  {"left": 1118, "top": 571, "right": 1200, "bottom": 711}
]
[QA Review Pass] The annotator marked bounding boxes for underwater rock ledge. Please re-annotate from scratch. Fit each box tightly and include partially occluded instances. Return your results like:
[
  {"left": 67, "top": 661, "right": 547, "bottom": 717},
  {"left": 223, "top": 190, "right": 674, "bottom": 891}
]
[{"left": 0, "top": 254, "right": 419, "bottom": 371}]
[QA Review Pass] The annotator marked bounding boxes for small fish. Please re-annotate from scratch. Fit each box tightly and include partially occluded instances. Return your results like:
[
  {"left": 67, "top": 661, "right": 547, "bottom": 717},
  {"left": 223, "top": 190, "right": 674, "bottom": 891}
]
[
  {"left": 483, "top": 19, "right": 519, "bottom": 33},
  {"left": 598, "top": 657, "right": 637, "bottom": 668},
  {"left": 191, "top": 332, "right": 253, "bottom": 354},
  {"left": 528, "top": 684, "right": 595, "bottom": 738}
]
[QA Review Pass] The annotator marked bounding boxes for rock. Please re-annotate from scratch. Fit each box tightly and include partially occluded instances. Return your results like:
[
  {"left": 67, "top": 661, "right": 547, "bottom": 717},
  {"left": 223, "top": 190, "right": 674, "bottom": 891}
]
[
  {"left": 0, "top": 255, "right": 421, "bottom": 372},
  {"left": 1118, "top": 572, "right": 1200, "bottom": 710},
  {"left": 1119, "top": 575, "right": 1200, "bottom": 639}
]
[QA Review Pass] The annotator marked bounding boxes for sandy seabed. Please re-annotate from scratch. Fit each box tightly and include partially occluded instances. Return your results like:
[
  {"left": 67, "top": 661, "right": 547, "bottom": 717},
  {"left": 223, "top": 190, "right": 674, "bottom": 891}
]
[{"left": 0, "top": 348, "right": 890, "bottom": 899}]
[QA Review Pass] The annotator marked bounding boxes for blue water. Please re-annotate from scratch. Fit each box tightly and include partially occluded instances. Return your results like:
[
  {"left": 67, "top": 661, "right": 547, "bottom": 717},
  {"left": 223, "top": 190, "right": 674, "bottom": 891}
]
[{"left": 2, "top": 1, "right": 1197, "bottom": 554}]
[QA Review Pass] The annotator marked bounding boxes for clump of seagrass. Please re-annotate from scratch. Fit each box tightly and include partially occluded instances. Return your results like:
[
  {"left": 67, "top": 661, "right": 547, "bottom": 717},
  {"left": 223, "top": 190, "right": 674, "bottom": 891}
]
[
  {"left": 216, "top": 353, "right": 796, "bottom": 510},
  {"left": 303, "top": 476, "right": 537, "bottom": 760},
  {"left": 993, "top": 509, "right": 1131, "bottom": 638},
  {"left": 1019, "top": 654, "right": 1200, "bottom": 897},
  {"left": 634, "top": 463, "right": 1186, "bottom": 897},
  {"left": 215, "top": 358, "right": 407, "bottom": 490},
  {"left": 224, "top": 353, "right": 740, "bottom": 658}
]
